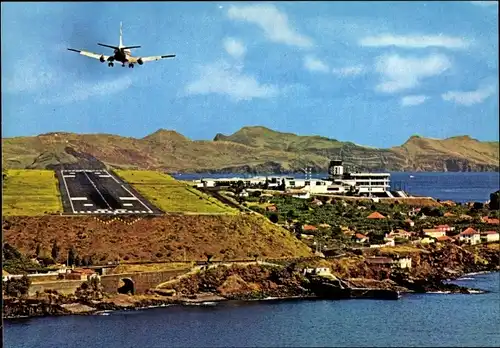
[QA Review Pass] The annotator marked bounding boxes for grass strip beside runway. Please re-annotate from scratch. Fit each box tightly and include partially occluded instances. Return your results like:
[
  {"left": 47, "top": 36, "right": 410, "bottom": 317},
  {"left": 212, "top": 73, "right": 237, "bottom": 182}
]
[
  {"left": 2, "top": 169, "right": 63, "bottom": 216},
  {"left": 114, "top": 170, "right": 238, "bottom": 214}
]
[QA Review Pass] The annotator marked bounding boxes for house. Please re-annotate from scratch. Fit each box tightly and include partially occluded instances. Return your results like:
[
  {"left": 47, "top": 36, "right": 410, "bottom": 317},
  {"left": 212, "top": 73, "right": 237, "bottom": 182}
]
[
  {"left": 444, "top": 212, "right": 455, "bottom": 217},
  {"left": 394, "top": 257, "right": 412, "bottom": 269},
  {"left": 459, "top": 214, "right": 473, "bottom": 220},
  {"left": 480, "top": 231, "right": 499, "bottom": 243},
  {"left": 435, "top": 224, "right": 455, "bottom": 233},
  {"left": 266, "top": 205, "right": 277, "bottom": 212},
  {"left": 418, "top": 237, "right": 436, "bottom": 244},
  {"left": 436, "top": 235, "right": 454, "bottom": 243},
  {"left": 354, "top": 233, "right": 368, "bottom": 243},
  {"left": 66, "top": 268, "right": 96, "bottom": 281},
  {"left": 318, "top": 223, "right": 331, "bottom": 229},
  {"left": 482, "top": 216, "right": 500, "bottom": 225},
  {"left": 300, "top": 234, "right": 315, "bottom": 240},
  {"left": 458, "top": 227, "right": 481, "bottom": 245},
  {"left": 302, "top": 225, "right": 318, "bottom": 232},
  {"left": 367, "top": 212, "right": 386, "bottom": 219},
  {"left": 423, "top": 228, "right": 446, "bottom": 239},
  {"left": 405, "top": 219, "right": 415, "bottom": 227},
  {"left": 383, "top": 236, "right": 395, "bottom": 247},
  {"left": 388, "top": 229, "right": 412, "bottom": 239}
]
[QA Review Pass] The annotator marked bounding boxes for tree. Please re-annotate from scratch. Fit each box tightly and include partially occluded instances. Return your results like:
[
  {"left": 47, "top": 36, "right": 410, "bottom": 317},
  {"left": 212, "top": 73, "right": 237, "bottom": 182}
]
[
  {"left": 67, "top": 246, "right": 76, "bottom": 267},
  {"left": 4, "top": 275, "right": 31, "bottom": 297},
  {"left": 35, "top": 243, "right": 41, "bottom": 258},
  {"left": 489, "top": 191, "right": 499, "bottom": 210},
  {"left": 51, "top": 240, "right": 60, "bottom": 261},
  {"left": 269, "top": 213, "right": 279, "bottom": 223}
]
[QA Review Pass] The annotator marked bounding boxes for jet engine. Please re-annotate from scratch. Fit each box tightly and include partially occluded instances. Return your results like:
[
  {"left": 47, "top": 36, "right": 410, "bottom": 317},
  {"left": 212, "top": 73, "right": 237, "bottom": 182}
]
[
  {"left": 137, "top": 58, "right": 144, "bottom": 65},
  {"left": 99, "top": 55, "right": 105, "bottom": 63}
]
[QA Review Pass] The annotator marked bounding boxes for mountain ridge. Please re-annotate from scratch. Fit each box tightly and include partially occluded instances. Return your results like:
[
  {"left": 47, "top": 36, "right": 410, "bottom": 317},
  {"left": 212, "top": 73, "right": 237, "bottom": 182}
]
[{"left": 2, "top": 126, "right": 498, "bottom": 173}]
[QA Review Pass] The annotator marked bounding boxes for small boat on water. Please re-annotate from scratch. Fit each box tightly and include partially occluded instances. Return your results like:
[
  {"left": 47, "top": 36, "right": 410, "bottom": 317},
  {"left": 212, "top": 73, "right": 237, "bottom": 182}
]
[{"left": 409, "top": 175, "right": 415, "bottom": 178}]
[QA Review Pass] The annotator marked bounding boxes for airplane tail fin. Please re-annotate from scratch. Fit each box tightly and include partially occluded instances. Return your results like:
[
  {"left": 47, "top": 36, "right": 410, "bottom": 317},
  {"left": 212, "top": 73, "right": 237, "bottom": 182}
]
[{"left": 119, "top": 21, "right": 123, "bottom": 48}]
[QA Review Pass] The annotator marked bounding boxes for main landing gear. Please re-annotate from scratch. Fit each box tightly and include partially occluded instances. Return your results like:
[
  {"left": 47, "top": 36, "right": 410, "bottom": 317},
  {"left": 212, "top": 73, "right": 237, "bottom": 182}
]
[
  {"left": 128, "top": 64, "right": 134, "bottom": 68},
  {"left": 108, "top": 62, "right": 114, "bottom": 67}
]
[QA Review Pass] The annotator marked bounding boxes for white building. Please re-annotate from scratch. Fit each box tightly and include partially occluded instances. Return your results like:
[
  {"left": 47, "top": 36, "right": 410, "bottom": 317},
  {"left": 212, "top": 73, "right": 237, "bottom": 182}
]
[
  {"left": 458, "top": 228, "right": 481, "bottom": 245},
  {"left": 480, "top": 231, "right": 499, "bottom": 243}
]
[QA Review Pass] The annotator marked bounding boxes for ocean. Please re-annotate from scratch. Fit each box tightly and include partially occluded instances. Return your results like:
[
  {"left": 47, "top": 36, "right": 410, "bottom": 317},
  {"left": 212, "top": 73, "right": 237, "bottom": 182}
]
[
  {"left": 4, "top": 272, "right": 500, "bottom": 347},
  {"left": 174, "top": 171, "right": 500, "bottom": 203}
]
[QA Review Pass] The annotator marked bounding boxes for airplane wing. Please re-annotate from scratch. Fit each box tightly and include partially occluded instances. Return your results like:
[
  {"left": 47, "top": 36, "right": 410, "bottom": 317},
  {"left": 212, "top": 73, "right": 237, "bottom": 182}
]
[
  {"left": 67, "top": 48, "right": 109, "bottom": 61},
  {"left": 129, "top": 54, "right": 176, "bottom": 64}
]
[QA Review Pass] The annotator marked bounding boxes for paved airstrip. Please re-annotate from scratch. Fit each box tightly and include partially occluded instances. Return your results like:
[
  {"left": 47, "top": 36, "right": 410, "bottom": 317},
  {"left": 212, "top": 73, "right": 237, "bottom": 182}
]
[{"left": 57, "top": 169, "right": 162, "bottom": 215}]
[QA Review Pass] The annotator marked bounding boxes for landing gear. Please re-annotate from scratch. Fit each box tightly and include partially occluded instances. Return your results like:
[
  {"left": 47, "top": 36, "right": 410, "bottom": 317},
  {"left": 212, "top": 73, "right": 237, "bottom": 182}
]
[
  {"left": 108, "top": 62, "right": 114, "bottom": 67},
  {"left": 128, "top": 64, "right": 134, "bottom": 68},
  {"left": 122, "top": 63, "right": 126, "bottom": 67}
]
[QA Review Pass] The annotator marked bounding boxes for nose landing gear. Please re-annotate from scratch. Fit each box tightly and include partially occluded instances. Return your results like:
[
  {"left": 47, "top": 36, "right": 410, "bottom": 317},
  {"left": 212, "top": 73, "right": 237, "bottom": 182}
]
[{"left": 108, "top": 62, "right": 114, "bottom": 67}]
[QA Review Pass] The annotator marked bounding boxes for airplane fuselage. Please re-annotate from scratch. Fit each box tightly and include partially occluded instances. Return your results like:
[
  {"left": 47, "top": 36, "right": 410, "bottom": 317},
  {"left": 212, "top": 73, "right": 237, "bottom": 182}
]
[{"left": 112, "top": 48, "right": 132, "bottom": 63}]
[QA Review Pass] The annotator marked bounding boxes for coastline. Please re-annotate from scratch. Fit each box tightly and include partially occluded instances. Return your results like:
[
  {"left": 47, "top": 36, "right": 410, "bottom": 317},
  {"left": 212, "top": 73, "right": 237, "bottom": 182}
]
[{"left": 4, "top": 271, "right": 497, "bottom": 321}]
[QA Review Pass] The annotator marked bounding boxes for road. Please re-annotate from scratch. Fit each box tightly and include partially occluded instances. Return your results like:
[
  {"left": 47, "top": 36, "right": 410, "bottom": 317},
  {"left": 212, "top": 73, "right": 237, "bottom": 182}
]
[{"left": 56, "top": 169, "right": 163, "bottom": 215}]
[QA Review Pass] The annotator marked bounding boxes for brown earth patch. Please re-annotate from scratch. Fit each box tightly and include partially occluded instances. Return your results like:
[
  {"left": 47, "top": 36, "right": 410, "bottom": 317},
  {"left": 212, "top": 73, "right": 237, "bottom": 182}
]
[{"left": 2, "top": 215, "right": 312, "bottom": 264}]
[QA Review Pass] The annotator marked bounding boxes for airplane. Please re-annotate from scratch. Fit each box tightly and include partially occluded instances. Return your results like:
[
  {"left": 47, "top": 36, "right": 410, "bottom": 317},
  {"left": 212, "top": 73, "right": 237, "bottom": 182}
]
[{"left": 67, "top": 22, "right": 175, "bottom": 68}]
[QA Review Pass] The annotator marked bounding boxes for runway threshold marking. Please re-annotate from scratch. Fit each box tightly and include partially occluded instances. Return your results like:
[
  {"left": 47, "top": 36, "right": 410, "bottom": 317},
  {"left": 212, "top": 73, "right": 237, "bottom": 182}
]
[
  {"left": 119, "top": 197, "right": 138, "bottom": 200},
  {"left": 120, "top": 184, "right": 153, "bottom": 214},
  {"left": 71, "top": 197, "right": 88, "bottom": 201},
  {"left": 60, "top": 170, "right": 76, "bottom": 214},
  {"left": 83, "top": 203, "right": 93, "bottom": 207}
]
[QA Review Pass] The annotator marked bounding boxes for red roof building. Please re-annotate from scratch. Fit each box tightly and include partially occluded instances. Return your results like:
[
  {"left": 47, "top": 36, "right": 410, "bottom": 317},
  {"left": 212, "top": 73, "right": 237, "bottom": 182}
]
[
  {"left": 460, "top": 227, "right": 479, "bottom": 236},
  {"left": 367, "top": 212, "right": 386, "bottom": 219},
  {"left": 302, "top": 225, "right": 318, "bottom": 231}
]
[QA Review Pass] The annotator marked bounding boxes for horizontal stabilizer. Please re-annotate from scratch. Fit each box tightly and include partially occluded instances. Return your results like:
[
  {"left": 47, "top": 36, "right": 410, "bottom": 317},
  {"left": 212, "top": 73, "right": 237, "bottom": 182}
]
[
  {"left": 67, "top": 48, "right": 80, "bottom": 53},
  {"left": 161, "top": 54, "right": 176, "bottom": 58},
  {"left": 98, "top": 43, "right": 119, "bottom": 50},
  {"left": 122, "top": 45, "right": 141, "bottom": 50}
]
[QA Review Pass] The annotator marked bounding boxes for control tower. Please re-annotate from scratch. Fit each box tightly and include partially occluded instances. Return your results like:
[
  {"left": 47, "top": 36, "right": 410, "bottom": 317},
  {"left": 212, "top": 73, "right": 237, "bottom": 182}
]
[{"left": 328, "top": 159, "right": 344, "bottom": 180}]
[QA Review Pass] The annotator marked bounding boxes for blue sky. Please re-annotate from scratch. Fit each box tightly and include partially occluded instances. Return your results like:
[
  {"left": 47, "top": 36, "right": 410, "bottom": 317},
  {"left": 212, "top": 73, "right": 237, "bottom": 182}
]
[{"left": 2, "top": 1, "right": 498, "bottom": 148}]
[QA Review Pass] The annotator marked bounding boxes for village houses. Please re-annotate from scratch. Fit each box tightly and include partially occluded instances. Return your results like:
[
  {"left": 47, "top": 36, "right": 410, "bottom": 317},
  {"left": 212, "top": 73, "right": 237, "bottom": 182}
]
[{"left": 458, "top": 227, "right": 481, "bottom": 245}]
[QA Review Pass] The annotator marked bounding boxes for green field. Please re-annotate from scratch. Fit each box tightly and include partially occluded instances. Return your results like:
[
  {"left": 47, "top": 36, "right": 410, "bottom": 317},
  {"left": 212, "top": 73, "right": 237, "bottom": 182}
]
[
  {"left": 115, "top": 170, "right": 238, "bottom": 214},
  {"left": 2, "top": 169, "right": 63, "bottom": 216}
]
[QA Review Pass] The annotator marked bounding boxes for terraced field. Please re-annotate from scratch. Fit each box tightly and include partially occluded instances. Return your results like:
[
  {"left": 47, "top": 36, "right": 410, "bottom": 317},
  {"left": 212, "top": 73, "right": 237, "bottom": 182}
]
[
  {"left": 2, "top": 170, "right": 63, "bottom": 216},
  {"left": 114, "top": 170, "right": 238, "bottom": 214}
]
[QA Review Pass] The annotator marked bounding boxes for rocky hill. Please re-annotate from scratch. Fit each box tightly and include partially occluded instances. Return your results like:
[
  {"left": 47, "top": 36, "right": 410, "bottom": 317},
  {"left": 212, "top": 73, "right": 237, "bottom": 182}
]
[{"left": 2, "top": 127, "right": 498, "bottom": 173}]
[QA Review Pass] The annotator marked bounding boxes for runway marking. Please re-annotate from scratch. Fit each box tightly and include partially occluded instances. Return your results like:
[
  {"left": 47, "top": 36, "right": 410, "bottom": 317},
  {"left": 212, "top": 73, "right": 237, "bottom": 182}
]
[
  {"left": 84, "top": 203, "right": 93, "bottom": 207},
  {"left": 83, "top": 171, "right": 113, "bottom": 211},
  {"left": 141, "top": 210, "right": 147, "bottom": 213},
  {"left": 71, "top": 197, "right": 88, "bottom": 201},
  {"left": 63, "top": 175, "right": 76, "bottom": 178},
  {"left": 99, "top": 175, "right": 112, "bottom": 178},
  {"left": 60, "top": 171, "right": 76, "bottom": 214},
  {"left": 123, "top": 203, "right": 133, "bottom": 207},
  {"left": 120, "top": 184, "right": 153, "bottom": 213},
  {"left": 119, "top": 197, "right": 138, "bottom": 200}
]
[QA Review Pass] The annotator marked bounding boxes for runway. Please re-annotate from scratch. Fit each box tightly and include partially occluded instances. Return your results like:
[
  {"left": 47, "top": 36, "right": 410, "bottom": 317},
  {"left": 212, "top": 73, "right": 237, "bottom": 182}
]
[{"left": 56, "top": 169, "right": 163, "bottom": 215}]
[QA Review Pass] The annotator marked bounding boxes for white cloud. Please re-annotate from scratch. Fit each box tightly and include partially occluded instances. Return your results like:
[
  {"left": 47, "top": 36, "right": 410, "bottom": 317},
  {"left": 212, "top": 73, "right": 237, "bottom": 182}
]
[
  {"left": 185, "top": 60, "right": 279, "bottom": 102},
  {"left": 374, "top": 53, "right": 451, "bottom": 93},
  {"left": 360, "top": 34, "right": 469, "bottom": 49},
  {"left": 332, "top": 65, "right": 365, "bottom": 77},
  {"left": 304, "top": 55, "right": 329, "bottom": 73},
  {"left": 227, "top": 4, "right": 313, "bottom": 48},
  {"left": 4, "top": 58, "right": 58, "bottom": 93},
  {"left": 441, "top": 84, "right": 496, "bottom": 106},
  {"left": 469, "top": 1, "right": 498, "bottom": 7},
  {"left": 401, "top": 95, "right": 429, "bottom": 106},
  {"left": 223, "top": 37, "right": 247, "bottom": 60},
  {"left": 38, "top": 76, "right": 133, "bottom": 105}
]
